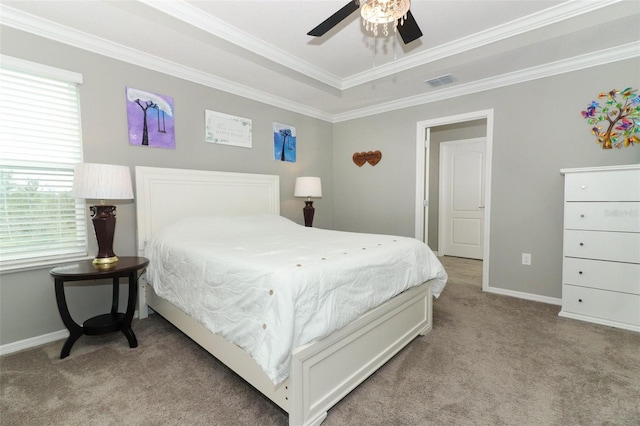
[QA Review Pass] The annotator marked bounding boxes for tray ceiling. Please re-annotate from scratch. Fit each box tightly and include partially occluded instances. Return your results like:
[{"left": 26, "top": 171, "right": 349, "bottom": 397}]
[{"left": 1, "top": 0, "right": 638, "bottom": 121}]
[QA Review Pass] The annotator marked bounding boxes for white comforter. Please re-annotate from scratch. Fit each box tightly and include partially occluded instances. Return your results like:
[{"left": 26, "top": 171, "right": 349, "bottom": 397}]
[{"left": 145, "top": 215, "right": 447, "bottom": 384}]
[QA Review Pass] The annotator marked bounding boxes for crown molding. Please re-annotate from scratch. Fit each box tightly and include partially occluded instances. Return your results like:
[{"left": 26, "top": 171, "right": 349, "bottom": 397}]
[
  {"left": 333, "top": 41, "right": 640, "bottom": 123},
  {"left": 1, "top": 4, "right": 636, "bottom": 124},
  {"left": 0, "top": 5, "right": 333, "bottom": 122},
  {"left": 342, "top": 0, "right": 625, "bottom": 89},
  {"left": 139, "top": 0, "right": 344, "bottom": 89},
  {"left": 142, "top": 0, "right": 624, "bottom": 91}
]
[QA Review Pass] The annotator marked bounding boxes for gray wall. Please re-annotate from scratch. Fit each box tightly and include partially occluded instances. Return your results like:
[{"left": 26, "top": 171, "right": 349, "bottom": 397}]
[
  {"left": 0, "top": 27, "right": 334, "bottom": 346},
  {"left": 2, "top": 25, "right": 639, "bottom": 348},
  {"left": 333, "top": 58, "right": 640, "bottom": 300}
]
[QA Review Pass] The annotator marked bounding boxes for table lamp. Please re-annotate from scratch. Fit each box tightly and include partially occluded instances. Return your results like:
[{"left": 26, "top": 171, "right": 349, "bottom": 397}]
[
  {"left": 294, "top": 177, "right": 322, "bottom": 227},
  {"left": 72, "top": 163, "right": 133, "bottom": 266}
]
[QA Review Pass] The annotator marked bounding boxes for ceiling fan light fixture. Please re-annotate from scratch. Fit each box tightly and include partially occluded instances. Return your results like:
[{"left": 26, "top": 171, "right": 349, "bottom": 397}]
[{"left": 360, "top": 0, "right": 411, "bottom": 37}]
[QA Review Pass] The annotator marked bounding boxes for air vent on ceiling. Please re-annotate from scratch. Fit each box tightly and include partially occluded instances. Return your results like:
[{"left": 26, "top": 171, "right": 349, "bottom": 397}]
[{"left": 424, "top": 74, "right": 455, "bottom": 87}]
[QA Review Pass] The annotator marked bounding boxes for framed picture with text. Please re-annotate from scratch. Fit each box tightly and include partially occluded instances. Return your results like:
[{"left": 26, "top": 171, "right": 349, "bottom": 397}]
[{"left": 205, "top": 110, "right": 252, "bottom": 148}]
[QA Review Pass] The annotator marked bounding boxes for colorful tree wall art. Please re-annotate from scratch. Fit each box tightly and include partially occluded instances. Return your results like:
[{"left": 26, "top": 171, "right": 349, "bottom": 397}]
[
  {"left": 581, "top": 87, "right": 640, "bottom": 149},
  {"left": 126, "top": 87, "right": 175, "bottom": 149},
  {"left": 273, "top": 122, "right": 296, "bottom": 162}
]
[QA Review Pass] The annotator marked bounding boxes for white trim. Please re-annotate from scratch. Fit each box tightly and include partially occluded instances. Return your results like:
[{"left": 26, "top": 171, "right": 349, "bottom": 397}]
[
  {"left": 334, "top": 42, "right": 639, "bottom": 122},
  {"left": 139, "top": 0, "right": 343, "bottom": 89},
  {"left": 0, "top": 254, "right": 92, "bottom": 275},
  {"left": 143, "top": 0, "right": 624, "bottom": 91},
  {"left": 1, "top": 5, "right": 637, "bottom": 123},
  {"left": 414, "top": 126, "right": 428, "bottom": 243},
  {"left": 342, "top": 0, "right": 623, "bottom": 89},
  {"left": 485, "top": 286, "right": 562, "bottom": 306},
  {"left": 415, "top": 109, "right": 494, "bottom": 293},
  {"left": 0, "top": 309, "right": 143, "bottom": 356},
  {"left": 0, "top": 284, "right": 560, "bottom": 359},
  {"left": 484, "top": 112, "right": 494, "bottom": 293},
  {"left": 0, "top": 54, "right": 83, "bottom": 83},
  {"left": 0, "top": 5, "right": 333, "bottom": 123},
  {"left": 0, "top": 329, "right": 68, "bottom": 356}
]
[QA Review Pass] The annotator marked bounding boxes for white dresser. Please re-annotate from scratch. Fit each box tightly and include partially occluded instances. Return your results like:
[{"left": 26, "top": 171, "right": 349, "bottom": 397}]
[{"left": 559, "top": 164, "right": 640, "bottom": 332}]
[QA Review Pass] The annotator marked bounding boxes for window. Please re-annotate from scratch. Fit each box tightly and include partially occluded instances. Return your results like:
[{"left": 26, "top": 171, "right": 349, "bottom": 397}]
[{"left": 0, "top": 56, "right": 87, "bottom": 272}]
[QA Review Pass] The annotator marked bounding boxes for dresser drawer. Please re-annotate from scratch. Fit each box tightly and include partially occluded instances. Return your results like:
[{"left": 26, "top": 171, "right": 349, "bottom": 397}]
[
  {"left": 564, "top": 230, "right": 640, "bottom": 263},
  {"left": 564, "top": 202, "right": 640, "bottom": 232},
  {"left": 564, "top": 169, "right": 640, "bottom": 201},
  {"left": 562, "top": 285, "right": 640, "bottom": 326},
  {"left": 563, "top": 257, "right": 640, "bottom": 295}
]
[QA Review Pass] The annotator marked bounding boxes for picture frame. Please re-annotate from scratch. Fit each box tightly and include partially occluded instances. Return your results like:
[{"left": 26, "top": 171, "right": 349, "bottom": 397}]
[
  {"left": 273, "top": 122, "right": 296, "bottom": 162},
  {"left": 126, "top": 87, "right": 175, "bottom": 149},
  {"left": 205, "top": 110, "right": 252, "bottom": 148}
]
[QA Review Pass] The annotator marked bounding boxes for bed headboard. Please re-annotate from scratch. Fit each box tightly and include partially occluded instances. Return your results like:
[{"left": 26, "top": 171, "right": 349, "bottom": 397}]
[{"left": 135, "top": 166, "right": 280, "bottom": 256}]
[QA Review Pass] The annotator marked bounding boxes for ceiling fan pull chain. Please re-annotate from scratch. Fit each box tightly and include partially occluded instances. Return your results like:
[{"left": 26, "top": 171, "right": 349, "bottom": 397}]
[
  {"left": 372, "top": 33, "right": 377, "bottom": 68},
  {"left": 394, "top": 35, "right": 397, "bottom": 60}
]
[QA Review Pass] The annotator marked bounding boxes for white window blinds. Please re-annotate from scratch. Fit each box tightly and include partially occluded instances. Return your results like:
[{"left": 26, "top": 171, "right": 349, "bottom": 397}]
[{"left": 0, "top": 56, "right": 88, "bottom": 271}]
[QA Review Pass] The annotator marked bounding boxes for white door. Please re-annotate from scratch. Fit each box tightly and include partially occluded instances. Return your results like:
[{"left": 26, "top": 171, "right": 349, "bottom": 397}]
[{"left": 439, "top": 138, "right": 485, "bottom": 259}]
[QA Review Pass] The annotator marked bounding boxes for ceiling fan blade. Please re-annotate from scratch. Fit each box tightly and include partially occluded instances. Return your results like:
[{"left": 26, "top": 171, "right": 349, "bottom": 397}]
[
  {"left": 307, "top": 1, "right": 360, "bottom": 37},
  {"left": 397, "top": 10, "right": 423, "bottom": 44}
]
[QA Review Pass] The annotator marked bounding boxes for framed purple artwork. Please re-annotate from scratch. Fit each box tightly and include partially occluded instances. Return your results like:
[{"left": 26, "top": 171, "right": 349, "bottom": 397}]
[{"left": 126, "top": 87, "right": 175, "bottom": 149}]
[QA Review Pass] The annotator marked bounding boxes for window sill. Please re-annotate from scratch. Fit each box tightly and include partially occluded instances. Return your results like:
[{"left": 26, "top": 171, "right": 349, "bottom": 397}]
[{"left": 0, "top": 255, "right": 93, "bottom": 274}]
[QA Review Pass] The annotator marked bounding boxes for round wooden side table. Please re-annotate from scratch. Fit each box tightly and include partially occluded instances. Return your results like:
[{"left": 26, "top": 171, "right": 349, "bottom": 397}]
[{"left": 50, "top": 256, "right": 149, "bottom": 359}]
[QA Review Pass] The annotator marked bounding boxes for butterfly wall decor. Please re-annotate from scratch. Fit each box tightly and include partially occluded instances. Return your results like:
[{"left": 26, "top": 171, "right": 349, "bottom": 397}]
[{"left": 581, "top": 87, "right": 640, "bottom": 149}]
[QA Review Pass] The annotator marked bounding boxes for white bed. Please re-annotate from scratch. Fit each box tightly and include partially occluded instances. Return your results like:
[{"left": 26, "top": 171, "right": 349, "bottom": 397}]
[{"left": 135, "top": 166, "right": 447, "bottom": 426}]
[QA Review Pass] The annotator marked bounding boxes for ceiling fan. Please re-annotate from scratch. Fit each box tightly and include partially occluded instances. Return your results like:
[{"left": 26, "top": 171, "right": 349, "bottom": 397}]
[{"left": 307, "top": 0, "right": 423, "bottom": 44}]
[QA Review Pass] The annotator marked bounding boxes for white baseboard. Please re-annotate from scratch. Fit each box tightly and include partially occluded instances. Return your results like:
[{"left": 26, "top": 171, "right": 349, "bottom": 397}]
[
  {"left": 484, "top": 285, "right": 562, "bottom": 306},
  {"left": 0, "top": 329, "right": 69, "bottom": 356},
  {"left": 0, "top": 309, "right": 141, "bottom": 357},
  {"left": 1, "top": 289, "right": 559, "bottom": 357}
]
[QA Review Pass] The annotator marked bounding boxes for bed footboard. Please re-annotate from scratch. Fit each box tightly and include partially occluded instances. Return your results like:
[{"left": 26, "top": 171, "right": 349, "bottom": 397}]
[
  {"left": 290, "top": 281, "right": 432, "bottom": 425},
  {"left": 138, "top": 277, "right": 432, "bottom": 426},
  {"left": 140, "top": 276, "right": 290, "bottom": 411}
]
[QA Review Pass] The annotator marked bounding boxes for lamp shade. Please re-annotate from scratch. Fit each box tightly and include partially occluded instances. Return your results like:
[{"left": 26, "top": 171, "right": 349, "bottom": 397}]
[
  {"left": 294, "top": 177, "right": 322, "bottom": 198},
  {"left": 72, "top": 163, "right": 133, "bottom": 200}
]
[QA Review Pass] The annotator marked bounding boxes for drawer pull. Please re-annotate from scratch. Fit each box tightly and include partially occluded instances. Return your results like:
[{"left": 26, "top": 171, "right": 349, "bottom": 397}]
[
  {"left": 578, "top": 298, "right": 583, "bottom": 303},
  {"left": 580, "top": 214, "right": 585, "bottom": 218},
  {"left": 579, "top": 242, "right": 584, "bottom": 246},
  {"left": 578, "top": 271, "right": 583, "bottom": 275}
]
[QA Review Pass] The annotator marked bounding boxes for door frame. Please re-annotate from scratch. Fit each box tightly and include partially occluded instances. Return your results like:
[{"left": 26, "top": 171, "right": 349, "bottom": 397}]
[{"left": 415, "top": 109, "right": 493, "bottom": 291}]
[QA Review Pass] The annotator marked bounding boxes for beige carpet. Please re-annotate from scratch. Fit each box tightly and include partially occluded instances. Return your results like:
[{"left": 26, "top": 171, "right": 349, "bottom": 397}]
[{"left": 2, "top": 257, "right": 639, "bottom": 425}]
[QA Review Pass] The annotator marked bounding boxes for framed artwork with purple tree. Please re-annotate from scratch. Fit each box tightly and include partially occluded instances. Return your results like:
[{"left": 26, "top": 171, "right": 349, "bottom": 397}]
[
  {"left": 126, "top": 87, "right": 175, "bottom": 149},
  {"left": 273, "top": 122, "right": 296, "bottom": 162}
]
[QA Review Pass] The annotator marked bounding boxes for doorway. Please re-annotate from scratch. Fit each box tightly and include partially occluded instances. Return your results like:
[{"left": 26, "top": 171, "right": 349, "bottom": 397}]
[{"left": 414, "top": 109, "right": 493, "bottom": 291}]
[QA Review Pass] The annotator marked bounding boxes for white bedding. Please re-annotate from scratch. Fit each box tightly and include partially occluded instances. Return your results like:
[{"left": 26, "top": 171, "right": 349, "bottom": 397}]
[{"left": 144, "top": 214, "right": 447, "bottom": 384}]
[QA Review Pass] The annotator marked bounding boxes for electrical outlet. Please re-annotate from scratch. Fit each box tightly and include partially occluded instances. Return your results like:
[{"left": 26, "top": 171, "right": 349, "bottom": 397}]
[{"left": 522, "top": 253, "right": 532, "bottom": 266}]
